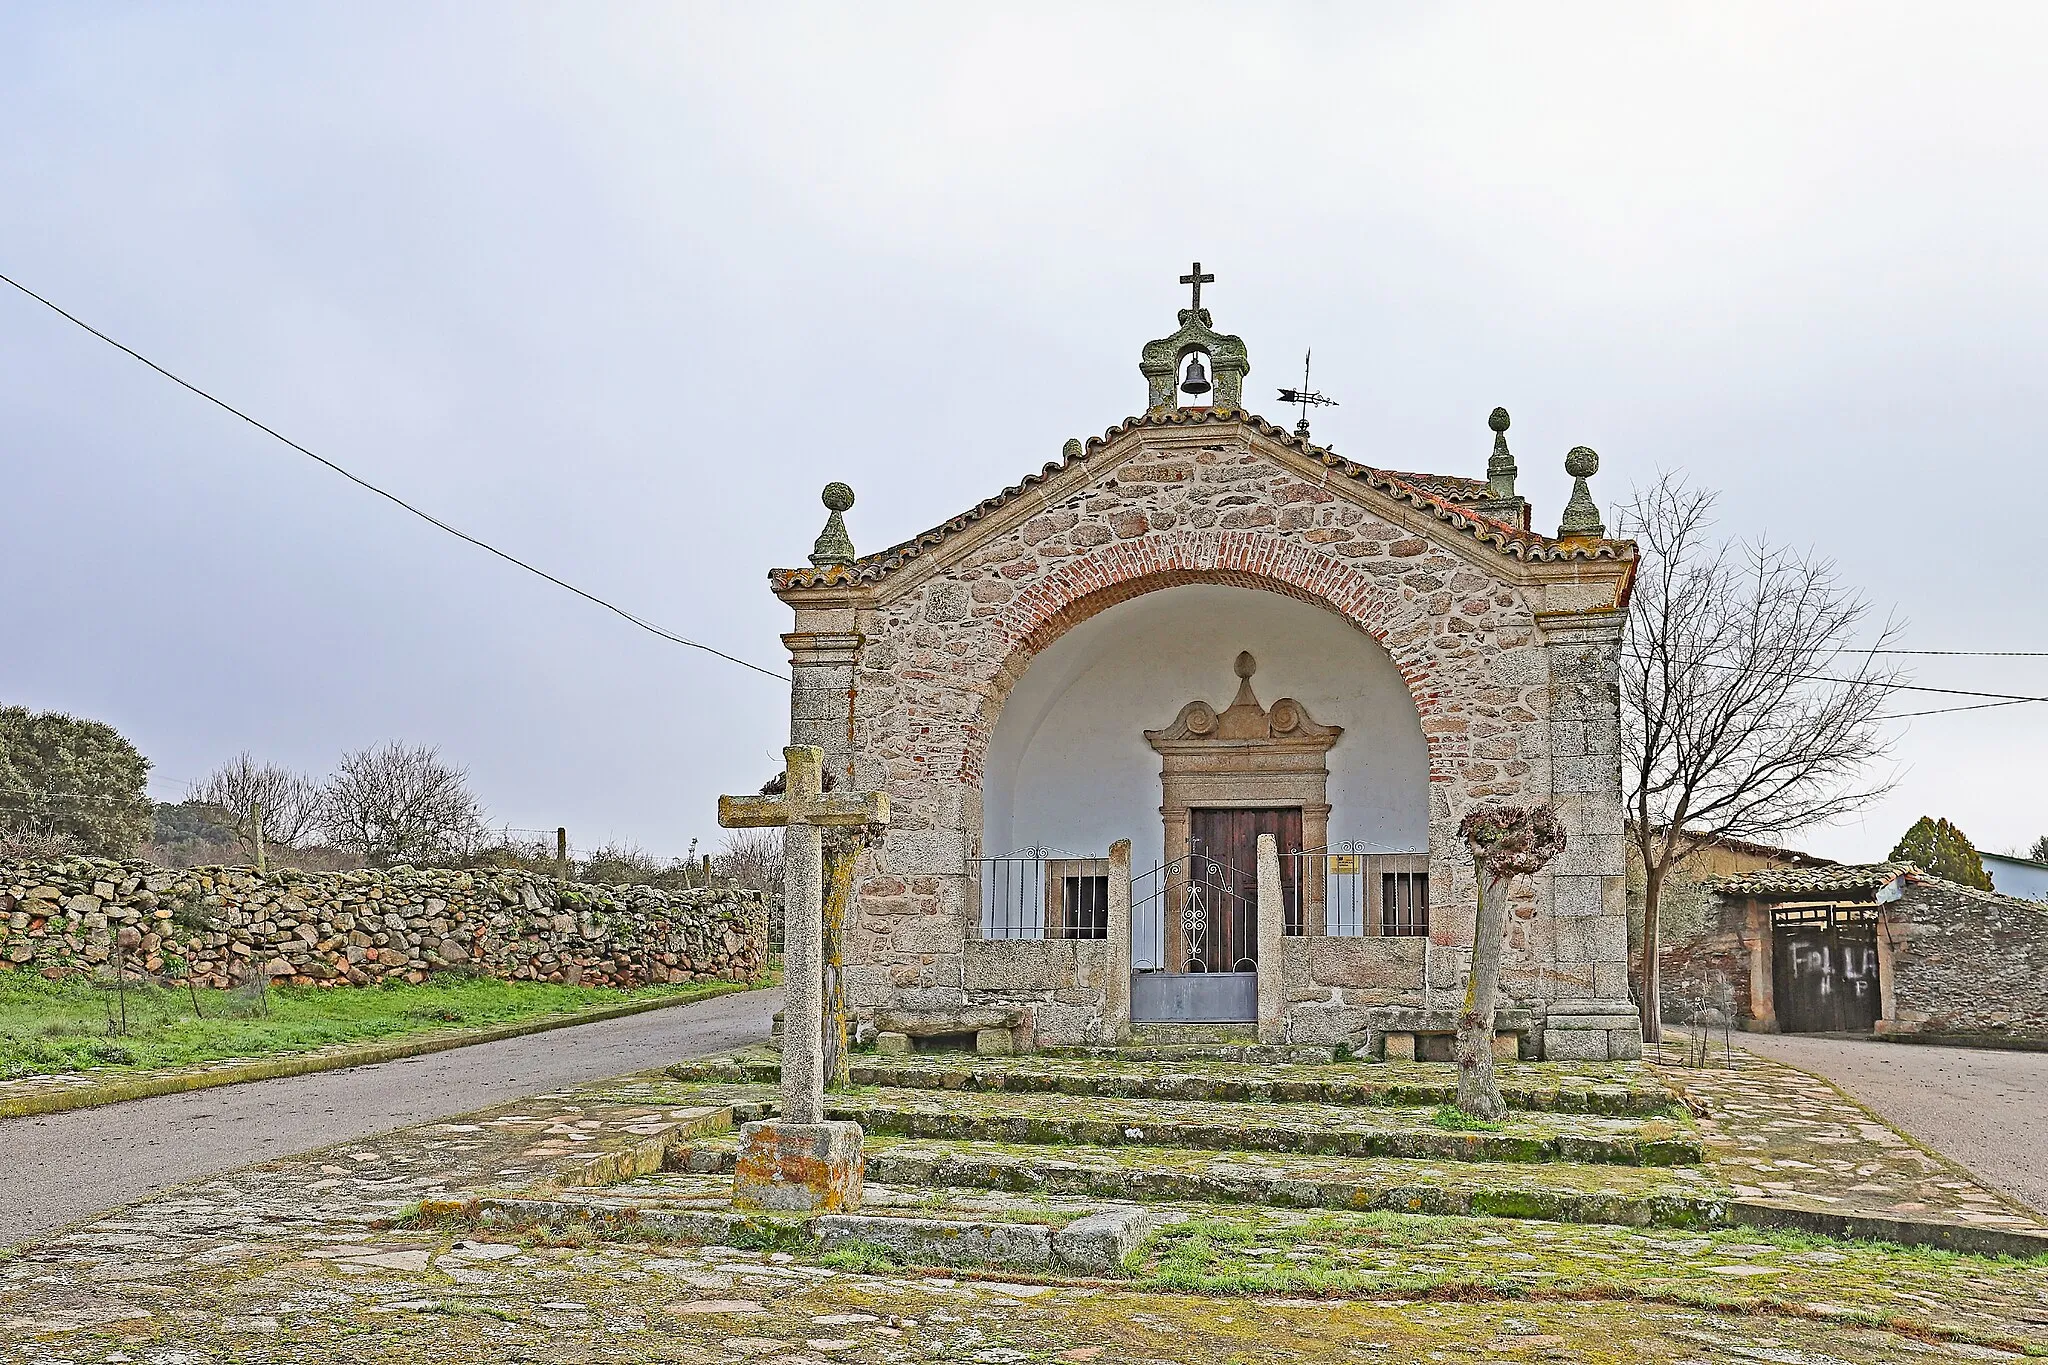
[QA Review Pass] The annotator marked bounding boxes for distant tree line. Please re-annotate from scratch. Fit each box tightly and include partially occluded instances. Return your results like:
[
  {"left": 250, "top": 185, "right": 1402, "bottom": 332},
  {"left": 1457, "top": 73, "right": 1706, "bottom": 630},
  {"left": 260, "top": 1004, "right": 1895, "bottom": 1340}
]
[{"left": 0, "top": 707, "right": 778, "bottom": 892}]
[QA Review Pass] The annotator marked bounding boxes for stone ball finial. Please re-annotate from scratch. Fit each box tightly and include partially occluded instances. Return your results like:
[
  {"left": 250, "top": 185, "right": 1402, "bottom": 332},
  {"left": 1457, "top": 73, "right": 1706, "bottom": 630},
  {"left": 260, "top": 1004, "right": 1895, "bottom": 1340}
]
[
  {"left": 1489, "top": 407, "right": 1510, "bottom": 433},
  {"left": 1234, "top": 650, "right": 1257, "bottom": 679},
  {"left": 810, "top": 483, "right": 858, "bottom": 567},
  {"left": 1564, "top": 446, "right": 1599, "bottom": 479}
]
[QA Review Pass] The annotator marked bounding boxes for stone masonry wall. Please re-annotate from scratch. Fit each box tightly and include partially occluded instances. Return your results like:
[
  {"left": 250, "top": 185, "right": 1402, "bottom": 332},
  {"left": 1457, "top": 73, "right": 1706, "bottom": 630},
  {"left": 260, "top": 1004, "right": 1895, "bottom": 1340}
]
[
  {"left": 1883, "top": 880, "right": 2048, "bottom": 1041},
  {"left": 0, "top": 856, "right": 767, "bottom": 988},
  {"left": 1278, "top": 935, "right": 1440, "bottom": 1045},
  {"left": 1657, "top": 896, "right": 1759, "bottom": 1026},
  {"left": 782, "top": 421, "right": 1633, "bottom": 1047}
]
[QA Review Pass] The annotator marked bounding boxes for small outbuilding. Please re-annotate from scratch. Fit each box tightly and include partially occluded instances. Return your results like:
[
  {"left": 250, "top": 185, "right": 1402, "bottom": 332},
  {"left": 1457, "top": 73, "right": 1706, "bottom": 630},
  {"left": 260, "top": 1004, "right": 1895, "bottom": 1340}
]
[{"left": 1672, "top": 863, "right": 2048, "bottom": 1043}]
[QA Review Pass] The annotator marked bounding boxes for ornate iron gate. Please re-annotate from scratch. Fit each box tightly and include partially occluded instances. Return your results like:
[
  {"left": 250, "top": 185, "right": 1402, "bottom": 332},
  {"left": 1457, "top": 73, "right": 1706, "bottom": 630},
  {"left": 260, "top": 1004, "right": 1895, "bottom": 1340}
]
[
  {"left": 1131, "top": 851, "right": 1255, "bottom": 1022},
  {"left": 1772, "top": 903, "right": 1881, "bottom": 1033}
]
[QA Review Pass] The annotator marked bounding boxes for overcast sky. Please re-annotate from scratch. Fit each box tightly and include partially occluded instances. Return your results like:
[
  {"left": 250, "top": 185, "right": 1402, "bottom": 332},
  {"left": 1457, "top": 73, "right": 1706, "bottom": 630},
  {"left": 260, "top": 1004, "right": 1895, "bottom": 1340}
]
[{"left": 5, "top": 4, "right": 2045, "bottom": 865}]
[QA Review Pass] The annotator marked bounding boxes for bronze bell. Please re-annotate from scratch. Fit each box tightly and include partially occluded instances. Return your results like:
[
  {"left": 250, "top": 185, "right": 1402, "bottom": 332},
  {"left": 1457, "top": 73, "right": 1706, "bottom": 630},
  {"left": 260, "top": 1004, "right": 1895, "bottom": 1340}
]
[{"left": 1180, "top": 353, "right": 1212, "bottom": 396}]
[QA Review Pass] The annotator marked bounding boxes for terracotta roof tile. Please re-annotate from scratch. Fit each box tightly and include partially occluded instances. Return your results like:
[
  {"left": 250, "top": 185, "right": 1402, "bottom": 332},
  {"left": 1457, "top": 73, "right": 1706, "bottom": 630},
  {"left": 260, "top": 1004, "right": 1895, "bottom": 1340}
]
[
  {"left": 1702, "top": 863, "right": 1912, "bottom": 898},
  {"left": 1376, "top": 469, "right": 1491, "bottom": 502},
  {"left": 773, "top": 407, "right": 1631, "bottom": 591}
]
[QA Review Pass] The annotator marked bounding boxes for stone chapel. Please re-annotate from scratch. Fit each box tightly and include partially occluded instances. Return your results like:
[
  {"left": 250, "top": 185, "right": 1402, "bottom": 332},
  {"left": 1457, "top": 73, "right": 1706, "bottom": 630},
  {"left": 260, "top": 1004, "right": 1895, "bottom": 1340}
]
[{"left": 765, "top": 271, "right": 1644, "bottom": 1063}]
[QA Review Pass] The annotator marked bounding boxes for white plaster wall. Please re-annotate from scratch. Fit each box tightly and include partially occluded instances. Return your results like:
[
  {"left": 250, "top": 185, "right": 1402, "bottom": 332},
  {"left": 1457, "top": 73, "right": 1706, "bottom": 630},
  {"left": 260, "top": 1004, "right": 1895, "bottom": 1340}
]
[{"left": 981, "top": 584, "right": 1429, "bottom": 955}]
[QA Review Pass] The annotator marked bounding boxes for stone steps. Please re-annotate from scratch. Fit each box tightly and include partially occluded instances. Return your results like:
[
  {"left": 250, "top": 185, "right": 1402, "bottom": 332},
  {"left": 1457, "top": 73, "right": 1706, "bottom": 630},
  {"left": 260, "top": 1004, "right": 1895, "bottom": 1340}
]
[
  {"left": 663, "top": 1137, "right": 1729, "bottom": 1230},
  {"left": 670, "top": 1084, "right": 1703, "bottom": 1167},
  {"left": 1039, "top": 1042, "right": 1341, "bottom": 1064},
  {"left": 665, "top": 1054, "right": 1676, "bottom": 1116},
  {"left": 1126, "top": 1024, "right": 1261, "bottom": 1045},
  {"left": 435, "top": 1182, "right": 1168, "bottom": 1276}
]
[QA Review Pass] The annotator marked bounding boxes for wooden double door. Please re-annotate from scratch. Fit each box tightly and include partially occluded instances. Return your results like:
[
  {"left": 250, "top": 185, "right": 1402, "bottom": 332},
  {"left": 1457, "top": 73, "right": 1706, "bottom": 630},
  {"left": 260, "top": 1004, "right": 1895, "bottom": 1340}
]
[
  {"left": 1185, "top": 807, "right": 1302, "bottom": 971},
  {"left": 1771, "top": 905, "right": 1882, "bottom": 1033}
]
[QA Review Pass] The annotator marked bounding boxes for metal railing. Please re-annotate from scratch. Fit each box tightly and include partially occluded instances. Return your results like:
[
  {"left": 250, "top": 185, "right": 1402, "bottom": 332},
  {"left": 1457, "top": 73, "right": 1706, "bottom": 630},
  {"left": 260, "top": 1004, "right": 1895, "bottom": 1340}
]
[
  {"left": 977, "top": 848, "right": 1111, "bottom": 940},
  {"left": 1132, "top": 852, "right": 1254, "bottom": 971},
  {"left": 1285, "top": 846, "right": 1430, "bottom": 937}
]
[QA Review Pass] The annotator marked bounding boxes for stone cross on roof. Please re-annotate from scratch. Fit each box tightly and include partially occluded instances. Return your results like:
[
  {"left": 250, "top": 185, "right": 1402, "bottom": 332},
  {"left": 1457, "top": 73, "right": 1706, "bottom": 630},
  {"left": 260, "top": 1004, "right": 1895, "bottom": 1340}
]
[{"left": 1179, "top": 261, "right": 1215, "bottom": 311}]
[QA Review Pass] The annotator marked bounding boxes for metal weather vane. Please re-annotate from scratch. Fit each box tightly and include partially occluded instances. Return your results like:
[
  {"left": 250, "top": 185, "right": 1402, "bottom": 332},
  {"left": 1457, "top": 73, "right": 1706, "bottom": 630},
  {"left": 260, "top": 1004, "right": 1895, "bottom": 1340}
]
[{"left": 1276, "top": 349, "right": 1338, "bottom": 438}]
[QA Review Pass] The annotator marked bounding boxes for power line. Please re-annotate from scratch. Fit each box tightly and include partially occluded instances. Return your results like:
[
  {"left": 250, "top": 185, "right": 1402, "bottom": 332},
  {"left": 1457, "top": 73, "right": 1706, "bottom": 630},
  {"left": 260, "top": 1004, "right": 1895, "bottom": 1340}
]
[
  {"left": 1620, "top": 651, "right": 2048, "bottom": 707},
  {"left": 1871, "top": 699, "right": 2037, "bottom": 721},
  {"left": 0, "top": 270, "right": 789, "bottom": 684},
  {"left": 1861, "top": 649, "right": 2048, "bottom": 657}
]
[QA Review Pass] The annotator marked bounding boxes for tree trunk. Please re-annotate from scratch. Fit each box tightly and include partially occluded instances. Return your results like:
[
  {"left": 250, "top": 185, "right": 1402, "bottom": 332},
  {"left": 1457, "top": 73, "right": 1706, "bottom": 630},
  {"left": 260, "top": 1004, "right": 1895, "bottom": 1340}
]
[
  {"left": 820, "top": 836, "right": 857, "bottom": 1089},
  {"left": 1455, "top": 865, "right": 1509, "bottom": 1120},
  {"left": 1638, "top": 863, "right": 1663, "bottom": 1044}
]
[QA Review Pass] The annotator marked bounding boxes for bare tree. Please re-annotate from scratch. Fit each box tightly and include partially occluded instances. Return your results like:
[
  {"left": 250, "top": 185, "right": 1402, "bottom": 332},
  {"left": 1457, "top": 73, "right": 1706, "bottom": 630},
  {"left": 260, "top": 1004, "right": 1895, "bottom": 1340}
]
[
  {"left": 713, "top": 828, "right": 782, "bottom": 893},
  {"left": 192, "top": 753, "right": 322, "bottom": 858},
  {"left": 318, "top": 742, "right": 488, "bottom": 869},
  {"left": 1620, "top": 473, "right": 1903, "bottom": 1041}
]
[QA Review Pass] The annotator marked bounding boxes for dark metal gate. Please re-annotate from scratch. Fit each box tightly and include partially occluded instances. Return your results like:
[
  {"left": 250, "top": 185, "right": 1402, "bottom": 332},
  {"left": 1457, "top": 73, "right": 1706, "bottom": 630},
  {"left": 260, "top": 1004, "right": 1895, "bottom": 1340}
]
[{"left": 1772, "top": 903, "right": 1882, "bottom": 1033}]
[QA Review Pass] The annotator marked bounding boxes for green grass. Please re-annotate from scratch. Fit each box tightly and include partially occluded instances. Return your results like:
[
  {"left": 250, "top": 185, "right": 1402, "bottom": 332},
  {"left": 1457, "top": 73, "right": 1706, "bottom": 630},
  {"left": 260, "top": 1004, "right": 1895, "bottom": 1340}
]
[
  {"left": 1430, "top": 1103, "right": 1504, "bottom": 1131},
  {"left": 0, "top": 971, "right": 765, "bottom": 1080}
]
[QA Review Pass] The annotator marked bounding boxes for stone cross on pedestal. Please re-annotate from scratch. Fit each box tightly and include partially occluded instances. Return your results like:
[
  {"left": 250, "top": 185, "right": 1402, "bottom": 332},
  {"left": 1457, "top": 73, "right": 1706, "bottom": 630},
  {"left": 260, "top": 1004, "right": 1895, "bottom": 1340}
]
[{"left": 718, "top": 745, "right": 886, "bottom": 1210}]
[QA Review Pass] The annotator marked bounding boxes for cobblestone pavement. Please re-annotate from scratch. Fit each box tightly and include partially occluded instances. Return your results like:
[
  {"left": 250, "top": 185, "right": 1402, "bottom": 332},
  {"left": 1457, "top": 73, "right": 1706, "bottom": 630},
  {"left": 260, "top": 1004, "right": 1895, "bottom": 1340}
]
[
  {"left": 1733, "top": 1033, "right": 2048, "bottom": 1216},
  {"left": 6, "top": 1058, "right": 2048, "bottom": 1362},
  {"left": 1652, "top": 1047, "right": 2048, "bottom": 1233}
]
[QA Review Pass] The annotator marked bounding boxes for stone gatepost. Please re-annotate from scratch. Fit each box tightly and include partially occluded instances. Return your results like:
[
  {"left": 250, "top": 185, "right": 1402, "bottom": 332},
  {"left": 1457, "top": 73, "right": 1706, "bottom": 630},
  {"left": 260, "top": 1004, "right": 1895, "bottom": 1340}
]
[
  {"left": 719, "top": 745, "right": 888, "bottom": 1210},
  {"left": 1256, "top": 833, "right": 1285, "bottom": 1044},
  {"left": 1104, "top": 839, "right": 1133, "bottom": 1043}
]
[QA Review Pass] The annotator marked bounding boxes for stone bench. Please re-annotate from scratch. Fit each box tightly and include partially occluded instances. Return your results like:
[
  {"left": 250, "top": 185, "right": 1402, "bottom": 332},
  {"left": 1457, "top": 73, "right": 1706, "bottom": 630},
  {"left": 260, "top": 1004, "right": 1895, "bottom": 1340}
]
[
  {"left": 1361, "top": 1005, "right": 1537, "bottom": 1062},
  {"left": 872, "top": 1007, "right": 1027, "bottom": 1057}
]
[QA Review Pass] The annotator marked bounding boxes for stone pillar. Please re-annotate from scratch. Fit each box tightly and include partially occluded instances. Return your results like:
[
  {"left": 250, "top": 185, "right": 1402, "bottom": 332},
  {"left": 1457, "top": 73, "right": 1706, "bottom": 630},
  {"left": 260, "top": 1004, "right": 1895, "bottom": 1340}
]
[
  {"left": 784, "top": 623, "right": 864, "bottom": 776},
  {"left": 781, "top": 819, "right": 826, "bottom": 1125},
  {"left": 1538, "top": 609, "right": 1641, "bottom": 1061},
  {"left": 1105, "top": 839, "right": 1132, "bottom": 1043},
  {"left": 1256, "top": 833, "right": 1284, "bottom": 1044}
]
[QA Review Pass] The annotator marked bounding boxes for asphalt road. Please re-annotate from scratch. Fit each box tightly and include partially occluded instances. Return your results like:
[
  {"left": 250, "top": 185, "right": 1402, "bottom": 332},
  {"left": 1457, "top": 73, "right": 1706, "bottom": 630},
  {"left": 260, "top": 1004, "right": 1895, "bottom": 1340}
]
[
  {"left": 0, "top": 985, "right": 780, "bottom": 1248},
  {"left": 1735, "top": 1032, "right": 2048, "bottom": 1215}
]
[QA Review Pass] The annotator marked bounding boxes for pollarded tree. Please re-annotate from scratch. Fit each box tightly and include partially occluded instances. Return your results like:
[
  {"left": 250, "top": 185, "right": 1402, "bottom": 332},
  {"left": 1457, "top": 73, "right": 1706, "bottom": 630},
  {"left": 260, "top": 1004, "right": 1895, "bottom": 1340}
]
[
  {"left": 1455, "top": 803, "right": 1566, "bottom": 1120},
  {"left": 0, "top": 706, "right": 154, "bottom": 856},
  {"left": 317, "top": 742, "right": 488, "bottom": 869},
  {"left": 1620, "top": 473, "right": 1904, "bottom": 1043},
  {"left": 1890, "top": 816, "right": 1992, "bottom": 890}
]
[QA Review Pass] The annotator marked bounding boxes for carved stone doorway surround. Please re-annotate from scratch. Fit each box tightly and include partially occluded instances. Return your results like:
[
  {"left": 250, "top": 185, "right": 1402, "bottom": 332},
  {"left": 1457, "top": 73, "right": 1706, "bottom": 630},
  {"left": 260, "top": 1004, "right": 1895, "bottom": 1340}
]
[{"left": 1144, "top": 652, "right": 1343, "bottom": 967}]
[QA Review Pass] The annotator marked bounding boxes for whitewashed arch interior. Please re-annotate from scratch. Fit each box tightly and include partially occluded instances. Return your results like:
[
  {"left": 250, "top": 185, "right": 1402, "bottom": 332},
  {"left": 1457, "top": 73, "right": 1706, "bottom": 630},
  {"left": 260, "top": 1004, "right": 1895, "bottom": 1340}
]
[{"left": 980, "top": 584, "right": 1430, "bottom": 953}]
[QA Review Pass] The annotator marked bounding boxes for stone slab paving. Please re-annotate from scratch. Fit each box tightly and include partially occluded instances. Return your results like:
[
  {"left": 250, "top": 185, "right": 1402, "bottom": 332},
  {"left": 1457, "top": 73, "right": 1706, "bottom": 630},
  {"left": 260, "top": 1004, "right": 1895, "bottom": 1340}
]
[
  {"left": 7, "top": 1057, "right": 2048, "bottom": 1361},
  {"left": 1654, "top": 1050, "right": 2048, "bottom": 1233},
  {"left": 4, "top": 1120, "right": 2044, "bottom": 1361},
  {"left": 1735, "top": 1033, "right": 2048, "bottom": 1216}
]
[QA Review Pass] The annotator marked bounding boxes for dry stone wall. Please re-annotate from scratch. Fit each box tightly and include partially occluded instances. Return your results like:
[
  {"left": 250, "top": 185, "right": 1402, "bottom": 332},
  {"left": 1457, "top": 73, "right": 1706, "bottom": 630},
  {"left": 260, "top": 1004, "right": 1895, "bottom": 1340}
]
[
  {"left": 1883, "top": 880, "right": 2048, "bottom": 1041},
  {"left": 0, "top": 856, "right": 766, "bottom": 988}
]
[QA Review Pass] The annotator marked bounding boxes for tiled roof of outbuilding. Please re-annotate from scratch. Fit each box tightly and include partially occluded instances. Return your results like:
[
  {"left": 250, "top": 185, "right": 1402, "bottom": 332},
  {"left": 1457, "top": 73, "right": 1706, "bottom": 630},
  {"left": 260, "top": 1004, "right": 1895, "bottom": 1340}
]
[
  {"left": 773, "top": 406, "right": 1631, "bottom": 591},
  {"left": 1702, "top": 863, "right": 1912, "bottom": 898}
]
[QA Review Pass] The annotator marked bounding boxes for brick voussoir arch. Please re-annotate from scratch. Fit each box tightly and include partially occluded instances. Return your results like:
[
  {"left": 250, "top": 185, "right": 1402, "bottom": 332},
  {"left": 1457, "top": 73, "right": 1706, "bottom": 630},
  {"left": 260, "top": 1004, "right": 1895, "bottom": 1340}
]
[{"left": 961, "top": 529, "right": 1469, "bottom": 785}]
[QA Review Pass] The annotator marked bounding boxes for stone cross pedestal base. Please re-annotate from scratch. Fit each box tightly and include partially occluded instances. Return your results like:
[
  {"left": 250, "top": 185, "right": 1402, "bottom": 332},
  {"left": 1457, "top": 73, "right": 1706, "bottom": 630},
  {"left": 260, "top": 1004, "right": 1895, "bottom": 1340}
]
[{"left": 731, "top": 1120, "right": 865, "bottom": 1212}]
